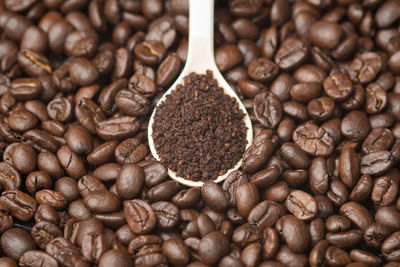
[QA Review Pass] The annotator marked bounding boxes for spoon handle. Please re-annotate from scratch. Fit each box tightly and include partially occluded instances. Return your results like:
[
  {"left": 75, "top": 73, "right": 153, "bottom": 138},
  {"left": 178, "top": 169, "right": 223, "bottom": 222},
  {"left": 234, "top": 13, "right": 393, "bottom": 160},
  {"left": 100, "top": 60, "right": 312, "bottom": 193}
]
[{"left": 185, "top": 0, "right": 217, "bottom": 72}]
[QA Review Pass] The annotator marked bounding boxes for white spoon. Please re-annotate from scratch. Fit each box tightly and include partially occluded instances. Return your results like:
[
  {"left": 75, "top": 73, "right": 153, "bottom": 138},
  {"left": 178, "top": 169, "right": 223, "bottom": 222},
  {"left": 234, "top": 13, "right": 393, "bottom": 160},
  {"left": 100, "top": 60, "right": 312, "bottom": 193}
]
[{"left": 148, "top": 0, "right": 253, "bottom": 187}]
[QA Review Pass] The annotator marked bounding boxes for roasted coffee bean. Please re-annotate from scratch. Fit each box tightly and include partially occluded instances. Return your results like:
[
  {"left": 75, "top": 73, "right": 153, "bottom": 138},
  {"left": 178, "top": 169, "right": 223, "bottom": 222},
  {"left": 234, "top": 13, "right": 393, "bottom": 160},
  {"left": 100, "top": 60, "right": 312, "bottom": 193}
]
[
  {"left": 198, "top": 231, "right": 229, "bottom": 265},
  {"left": 340, "top": 202, "right": 373, "bottom": 230},
  {"left": 360, "top": 150, "right": 394, "bottom": 176},
  {"left": 253, "top": 92, "right": 282, "bottom": 129},
  {"left": 156, "top": 53, "right": 181, "bottom": 87},
  {"left": 64, "top": 30, "right": 98, "bottom": 58},
  {"left": 68, "top": 58, "right": 99, "bottom": 87},
  {"left": 235, "top": 182, "right": 259, "bottom": 217},
  {"left": 35, "top": 190, "right": 67, "bottom": 211},
  {"left": 114, "top": 89, "right": 150, "bottom": 117},
  {"left": 215, "top": 44, "right": 243, "bottom": 72},
  {"left": 309, "top": 20, "right": 342, "bottom": 50},
  {"left": 25, "top": 172, "right": 53, "bottom": 195},
  {"left": 293, "top": 122, "right": 334, "bottom": 157},
  {"left": 309, "top": 157, "right": 332, "bottom": 195},
  {"left": 250, "top": 165, "right": 280, "bottom": 189},
  {"left": 201, "top": 181, "right": 228, "bottom": 212},
  {"left": 348, "top": 52, "right": 383, "bottom": 84},
  {"left": 172, "top": 187, "right": 201, "bottom": 209},
  {"left": 134, "top": 41, "right": 166, "bottom": 66},
  {"left": 371, "top": 171, "right": 399, "bottom": 206},
  {"left": 124, "top": 199, "right": 156, "bottom": 234},
  {"left": 64, "top": 125, "right": 93, "bottom": 155},
  {"left": 0, "top": 190, "right": 38, "bottom": 221},
  {"left": 349, "top": 174, "right": 373, "bottom": 202},
  {"left": 57, "top": 146, "right": 85, "bottom": 179},
  {"left": 286, "top": 190, "right": 317, "bottom": 220},
  {"left": 1, "top": 228, "right": 36, "bottom": 261},
  {"left": 74, "top": 98, "right": 105, "bottom": 134},
  {"left": 37, "top": 151, "right": 63, "bottom": 178},
  {"left": 87, "top": 141, "right": 118, "bottom": 165},
  {"left": 276, "top": 215, "right": 309, "bottom": 253},
  {"left": 31, "top": 221, "right": 62, "bottom": 249},
  {"left": 84, "top": 191, "right": 120, "bottom": 213},
  {"left": 54, "top": 177, "right": 79, "bottom": 203},
  {"left": 280, "top": 142, "right": 309, "bottom": 169},
  {"left": 325, "top": 246, "right": 351, "bottom": 266},
  {"left": 78, "top": 175, "right": 107, "bottom": 198},
  {"left": 339, "top": 146, "right": 359, "bottom": 188},
  {"left": 247, "top": 58, "right": 279, "bottom": 82},
  {"left": 19, "top": 250, "right": 59, "bottom": 267},
  {"left": 323, "top": 72, "right": 353, "bottom": 101},
  {"left": 22, "top": 129, "right": 60, "bottom": 153},
  {"left": 17, "top": 50, "right": 52, "bottom": 77},
  {"left": 113, "top": 47, "right": 132, "bottom": 79},
  {"left": 47, "top": 96, "right": 73, "bottom": 123},
  {"left": 151, "top": 201, "right": 180, "bottom": 230},
  {"left": 242, "top": 139, "right": 273, "bottom": 173},
  {"left": 274, "top": 37, "right": 307, "bottom": 70},
  {"left": 341, "top": 110, "right": 371, "bottom": 141},
  {"left": 116, "top": 164, "right": 144, "bottom": 200},
  {"left": 248, "top": 200, "right": 281, "bottom": 231},
  {"left": 114, "top": 138, "right": 147, "bottom": 164},
  {"left": 0, "top": 162, "right": 22, "bottom": 190},
  {"left": 92, "top": 163, "right": 121, "bottom": 183},
  {"left": 10, "top": 78, "right": 42, "bottom": 101},
  {"left": 362, "top": 128, "right": 395, "bottom": 154}
]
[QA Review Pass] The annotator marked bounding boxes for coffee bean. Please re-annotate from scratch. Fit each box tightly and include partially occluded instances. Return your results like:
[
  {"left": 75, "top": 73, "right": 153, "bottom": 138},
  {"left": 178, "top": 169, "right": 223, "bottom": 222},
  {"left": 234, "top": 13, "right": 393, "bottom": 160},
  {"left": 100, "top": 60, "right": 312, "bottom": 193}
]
[
  {"left": 17, "top": 50, "right": 52, "bottom": 77},
  {"left": 124, "top": 199, "right": 156, "bottom": 234},
  {"left": 31, "top": 221, "right": 62, "bottom": 249},
  {"left": 1, "top": 228, "right": 36, "bottom": 261},
  {"left": 198, "top": 231, "right": 229, "bottom": 265},
  {"left": 0, "top": 190, "right": 38, "bottom": 221},
  {"left": 341, "top": 111, "right": 370, "bottom": 141},
  {"left": 115, "top": 89, "right": 150, "bottom": 116},
  {"left": 201, "top": 181, "right": 228, "bottom": 212},
  {"left": 275, "top": 37, "right": 307, "bottom": 70},
  {"left": 323, "top": 72, "right": 353, "bottom": 101},
  {"left": 114, "top": 138, "right": 147, "bottom": 164},
  {"left": 35, "top": 189, "right": 67, "bottom": 211},
  {"left": 276, "top": 215, "right": 309, "bottom": 253},
  {"left": 293, "top": 122, "right": 334, "bottom": 157},
  {"left": 19, "top": 250, "right": 59, "bottom": 267},
  {"left": 253, "top": 92, "right": 282, "bottom": 129},
  {"left": 116, "top": 164, "right": 144, "bottom": 200},
  {"left": 57, "top": 146, "right": 85, "bottom": 179},
  {"left": 242, "top": 139, "right": 273, "bottom": 173},
  {"left": 349, "top": 174, "right": 373, "bottom": 202},
  {"left": 248, "top": 58, "right": 279, "bottom": 82},
  {"left": 65, "top": 125, "right": 93, "bottom": 155},
  {"left": 151, "top": 201, "right": 180, "bottom": 230},
  {"left": 348, "top": 52, "right": 383, "bottom": 84},
  {"left": 286, "top": 190, "right": 317, "bottom": 220},
  {"left": 309, "top": 20, "right": 342, "bottom": 50},
  {"left": 340, "top": 202, "right": 373, "bottom": 230},
  {"left": 47, "top": 96, "right": 73, "bottom": 123},
  {"left": 235, "top": 182, "right": 259, "bottom": 217},
  {"left": 87, "top": 141, "right": 118, "bottom": 165},
  {"left": 360, "top": 150, "right": 394, "bottom": 176},
  {"left": 371, "top": 171, "right": 399, "bottom": 206}
]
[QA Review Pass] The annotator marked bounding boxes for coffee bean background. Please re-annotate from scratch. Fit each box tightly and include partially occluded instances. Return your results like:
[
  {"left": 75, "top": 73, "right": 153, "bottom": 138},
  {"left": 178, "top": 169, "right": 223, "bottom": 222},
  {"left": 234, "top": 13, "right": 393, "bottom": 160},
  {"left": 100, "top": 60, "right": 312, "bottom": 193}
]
[{"left": 0, "top": 0, "right": 399, "bottom": 266}]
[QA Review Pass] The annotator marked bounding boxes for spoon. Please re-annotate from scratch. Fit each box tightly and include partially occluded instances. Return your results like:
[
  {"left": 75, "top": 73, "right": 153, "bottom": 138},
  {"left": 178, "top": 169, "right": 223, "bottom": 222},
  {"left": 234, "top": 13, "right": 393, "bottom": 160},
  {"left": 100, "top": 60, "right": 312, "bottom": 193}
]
[{"left": 148, "top": 0, "right": 253, "bottom": 187}]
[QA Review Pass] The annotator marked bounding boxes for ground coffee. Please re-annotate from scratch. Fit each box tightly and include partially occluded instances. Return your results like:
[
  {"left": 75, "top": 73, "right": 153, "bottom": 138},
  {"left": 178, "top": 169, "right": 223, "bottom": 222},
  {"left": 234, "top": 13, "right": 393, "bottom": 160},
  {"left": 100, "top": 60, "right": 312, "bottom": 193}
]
[{"left": 152, "top": 70, "right": 247, "bottom": 181}]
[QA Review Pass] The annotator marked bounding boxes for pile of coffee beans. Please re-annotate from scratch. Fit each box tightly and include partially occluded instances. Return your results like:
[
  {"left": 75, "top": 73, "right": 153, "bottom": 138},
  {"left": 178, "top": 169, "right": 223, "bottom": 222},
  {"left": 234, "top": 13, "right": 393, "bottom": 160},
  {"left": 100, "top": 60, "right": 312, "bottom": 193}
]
[
  {"left": 0, "top": 0, "right": 399, "bottom": 266},
  {"left": 152, "top": 70, "right": 247, "bottom": 181}
]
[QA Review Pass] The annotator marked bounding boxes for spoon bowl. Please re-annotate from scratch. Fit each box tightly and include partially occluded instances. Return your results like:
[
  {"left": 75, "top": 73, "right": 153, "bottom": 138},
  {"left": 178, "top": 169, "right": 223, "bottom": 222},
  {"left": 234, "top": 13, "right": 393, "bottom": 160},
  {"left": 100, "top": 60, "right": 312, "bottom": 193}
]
[{"left": 148, "top": 0, "right": 252, "bottom": 187}]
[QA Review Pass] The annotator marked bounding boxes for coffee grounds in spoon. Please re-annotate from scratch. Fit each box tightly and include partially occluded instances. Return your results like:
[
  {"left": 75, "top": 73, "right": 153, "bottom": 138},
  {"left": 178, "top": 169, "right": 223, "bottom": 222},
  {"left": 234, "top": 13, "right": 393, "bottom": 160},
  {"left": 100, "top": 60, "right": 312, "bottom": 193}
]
[{"left": 152, "top": 70, "right": 248, "bottom": 181}]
